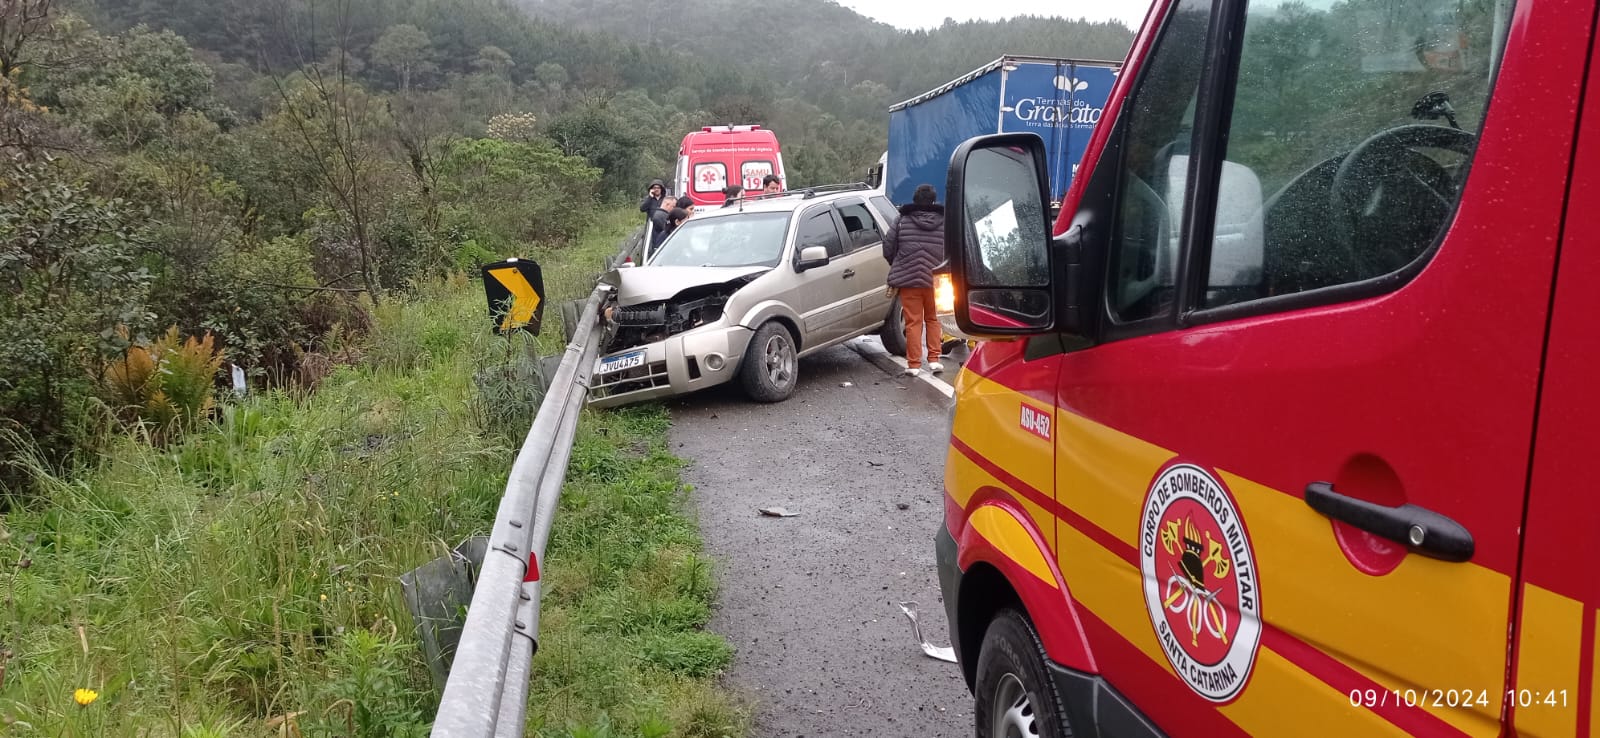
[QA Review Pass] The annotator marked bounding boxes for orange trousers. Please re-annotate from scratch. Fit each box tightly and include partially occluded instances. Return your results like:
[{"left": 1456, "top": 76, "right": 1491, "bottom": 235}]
[{"left": 899, "top": 287, "right": 940, "bottom": 369}]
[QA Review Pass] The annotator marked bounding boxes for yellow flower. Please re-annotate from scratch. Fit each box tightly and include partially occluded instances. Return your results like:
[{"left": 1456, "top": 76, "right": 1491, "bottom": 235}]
[
  {"left": 319, "top": 594, "right": 328, "bottom": 602},
  {"left": 74, "top": 688, "right": 98, "bottom": 706}
]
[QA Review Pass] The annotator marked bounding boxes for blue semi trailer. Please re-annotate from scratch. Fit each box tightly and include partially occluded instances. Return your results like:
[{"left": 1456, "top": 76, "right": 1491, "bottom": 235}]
[{"left": 885, "top": 55, "right": 1120, "bottom": 207}]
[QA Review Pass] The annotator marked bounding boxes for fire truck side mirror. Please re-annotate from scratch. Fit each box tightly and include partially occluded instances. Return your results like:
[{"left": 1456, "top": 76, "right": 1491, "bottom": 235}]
[{"left": 945, "top": 133, "right": 1058, "bottom": 337}]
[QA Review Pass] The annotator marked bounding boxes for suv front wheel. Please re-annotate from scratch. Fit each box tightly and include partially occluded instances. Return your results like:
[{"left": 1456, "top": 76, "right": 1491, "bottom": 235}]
[
  {"left": 974, "top": 609, "right": 1073, "bottom": 738},
  {"left": 740, "top": 321, "right": 798, "bottom": 402}
]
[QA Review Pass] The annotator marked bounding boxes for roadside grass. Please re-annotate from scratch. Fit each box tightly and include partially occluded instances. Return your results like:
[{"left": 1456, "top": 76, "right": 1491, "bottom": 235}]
[{"left": 0, "top": 208, "right": 745, "bottom": 737}]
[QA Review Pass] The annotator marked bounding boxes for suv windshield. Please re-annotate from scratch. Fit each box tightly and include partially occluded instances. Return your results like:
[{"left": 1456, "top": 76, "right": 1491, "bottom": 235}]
[{"left": 651, "top": 212, "right": 792, "bottom": 268}]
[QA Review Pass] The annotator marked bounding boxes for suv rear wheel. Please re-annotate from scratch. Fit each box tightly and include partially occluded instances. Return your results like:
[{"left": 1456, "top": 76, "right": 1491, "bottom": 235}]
[
  {"left": 974, "top": 609, "right": 1072, "bottom": 738},
  {"left": 878, "top": 299, "right": 907, "bottom": 357},
  {"left": 740, "top": 321, "right": 798, "bottom": 402}
]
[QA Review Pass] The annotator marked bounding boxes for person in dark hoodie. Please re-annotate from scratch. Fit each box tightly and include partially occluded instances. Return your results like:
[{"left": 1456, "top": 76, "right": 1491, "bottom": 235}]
[
  {"left": 882, "top": 184, "right": 947, "bottom": 376},
  {"left": 639, "top": 180, "right": 666, "bottom": 219}
]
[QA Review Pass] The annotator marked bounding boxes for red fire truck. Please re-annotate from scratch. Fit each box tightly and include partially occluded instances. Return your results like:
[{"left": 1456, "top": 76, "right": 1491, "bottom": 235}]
[{"left": 935, "top": 0, "right": 1600, "bottom": 735}]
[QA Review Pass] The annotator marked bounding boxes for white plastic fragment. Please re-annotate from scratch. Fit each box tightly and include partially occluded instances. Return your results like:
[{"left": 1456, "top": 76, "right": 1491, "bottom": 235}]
[{"left": 897, "top": 601, "right": 957, "bottom": 663}]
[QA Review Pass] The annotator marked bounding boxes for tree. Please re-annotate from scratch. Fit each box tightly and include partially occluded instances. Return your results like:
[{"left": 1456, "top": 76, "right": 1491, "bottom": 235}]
[
  {"left": 369, "top": 24, "right": 435, "bottom": 93},
  {"left": 533, "top": 61, "right": 567, "bottom": 89},
  {"left": 546, "top": 99, "right": 644, "bottom": 196},
  {"left": 0, "top": 160, "right": 152, "bottom": 491},
  {"left": 0, "top": 0, "right": 51, "bottom": 78},
  {"left": 473, "top": 44, "right": 513, "bottom": 77}
]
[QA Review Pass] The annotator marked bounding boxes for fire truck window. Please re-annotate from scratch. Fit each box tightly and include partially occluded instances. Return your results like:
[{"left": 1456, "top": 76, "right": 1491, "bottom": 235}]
[
  {"left": 693, "top": 162, "right": 727, "bottom": 193},
  {"left": 797, "top": 210, "right": 845, "bottom": 259},
  {"left": 1203, "top": 0, "right": 1513, "bottom": 309},
  {"left": 1107, "top": 0, "right": 1212, "bottom": 324},
  {"left": 836, "top": 203, "right": 883, "bottom": 251}
]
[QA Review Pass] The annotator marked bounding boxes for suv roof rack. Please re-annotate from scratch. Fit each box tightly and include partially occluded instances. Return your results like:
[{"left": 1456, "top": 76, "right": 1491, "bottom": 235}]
[
  {"left": 798, "top": 182, "right": 872, "bottom": 199},
  {"left": 721, "top": 182, "right": 872, "bottom": 209}
]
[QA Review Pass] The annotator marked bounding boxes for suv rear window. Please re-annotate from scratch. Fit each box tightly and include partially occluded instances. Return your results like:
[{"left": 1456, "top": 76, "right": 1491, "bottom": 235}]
[
  {"left": 869, "top": 196, "right": 898, "bottom": 226},
  {"left": 836, "top": 203, "right": 882, "bottom": 251}
]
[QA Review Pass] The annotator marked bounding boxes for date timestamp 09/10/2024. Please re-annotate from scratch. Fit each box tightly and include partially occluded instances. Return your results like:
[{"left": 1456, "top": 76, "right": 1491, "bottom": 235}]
[{"left": 1349, "top": 689, "right": 1571, "bottom": 709}]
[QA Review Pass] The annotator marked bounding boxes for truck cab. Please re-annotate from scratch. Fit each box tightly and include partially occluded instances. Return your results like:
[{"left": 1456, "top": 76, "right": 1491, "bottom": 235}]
[{"left": 936, "top": 0, "right": 1600, "bottom": 736}]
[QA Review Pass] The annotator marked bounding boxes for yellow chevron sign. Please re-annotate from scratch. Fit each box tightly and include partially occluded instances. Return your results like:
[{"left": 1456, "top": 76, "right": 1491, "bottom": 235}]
[{"left": 481, "top": 259, "right": 545, "bottom": 335}]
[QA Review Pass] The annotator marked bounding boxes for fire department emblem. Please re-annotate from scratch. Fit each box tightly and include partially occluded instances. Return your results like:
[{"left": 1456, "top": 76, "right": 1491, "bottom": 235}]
[{"left": 1139, "top": 463, "right": 1261, "bottom": 703}]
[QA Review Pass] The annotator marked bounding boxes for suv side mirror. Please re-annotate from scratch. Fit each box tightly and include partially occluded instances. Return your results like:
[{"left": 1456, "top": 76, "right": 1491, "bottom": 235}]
[
  {"left": 795, "top": 245, "right": 829, "bottom": 272},
  {"left": 945, "top": 134, "right": 1058, "bottom": 337}
]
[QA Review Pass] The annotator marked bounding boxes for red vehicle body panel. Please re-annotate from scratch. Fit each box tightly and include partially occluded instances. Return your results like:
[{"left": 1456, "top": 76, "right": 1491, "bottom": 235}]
[
  {"left": 675, "top": 126, "right": 785, "bottom": 208},
  {"left": 941, "top": 0, "right": 1600, "bottom": 734}
]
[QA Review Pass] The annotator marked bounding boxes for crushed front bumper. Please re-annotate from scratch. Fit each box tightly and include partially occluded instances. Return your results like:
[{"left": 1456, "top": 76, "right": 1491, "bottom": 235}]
[{"left": 588, "top": 324, "right": 755, "bottom": 408}]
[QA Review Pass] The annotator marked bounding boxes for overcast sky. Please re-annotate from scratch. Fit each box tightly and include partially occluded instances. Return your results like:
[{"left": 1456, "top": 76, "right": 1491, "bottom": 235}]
[{"left": 835, "top": 0, "right": 1151, "bottom": 30}]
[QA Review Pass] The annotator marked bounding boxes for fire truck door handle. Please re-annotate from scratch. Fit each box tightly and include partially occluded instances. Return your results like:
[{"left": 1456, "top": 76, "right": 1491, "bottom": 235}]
[{"left": 1304, "top": 482, "right": 1474, "bottom": 563}]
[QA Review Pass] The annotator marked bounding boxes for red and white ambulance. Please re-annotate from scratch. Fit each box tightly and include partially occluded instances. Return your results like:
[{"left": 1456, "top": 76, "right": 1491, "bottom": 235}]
[
  {"left": 675, "top": 125, "right": 786, "bottom": 208},
  {"left": 935, "top": 0, "right": 1600, "bottom": 735}
]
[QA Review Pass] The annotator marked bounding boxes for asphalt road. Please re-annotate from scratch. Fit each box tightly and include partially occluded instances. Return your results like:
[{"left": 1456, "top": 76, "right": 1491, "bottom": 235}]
[{"left": 668, "top": 345, "right": 970, "bottom": 738}]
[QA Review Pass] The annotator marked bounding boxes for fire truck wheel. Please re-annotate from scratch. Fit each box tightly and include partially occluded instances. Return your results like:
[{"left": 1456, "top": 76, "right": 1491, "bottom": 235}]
[
  {"left": 739, "top": 321, "right": 798, "bottom": 403},
  {"left": 973, "top": 609, "right": 1072, "bottom": 738}
]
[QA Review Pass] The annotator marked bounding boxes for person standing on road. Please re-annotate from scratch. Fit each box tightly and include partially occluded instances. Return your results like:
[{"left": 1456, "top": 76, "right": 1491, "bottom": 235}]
[
  {"left": 883, "top": 184, "right": 946, "bottom": 377},
  {"left": 640, "top": 180, "right": 667, "bottom": 218}
]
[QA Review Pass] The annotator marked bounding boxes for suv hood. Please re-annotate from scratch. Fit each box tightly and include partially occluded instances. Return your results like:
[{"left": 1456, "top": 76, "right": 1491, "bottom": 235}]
[{"left": 603, "top": 265, "right": 771, "bottom": 305}]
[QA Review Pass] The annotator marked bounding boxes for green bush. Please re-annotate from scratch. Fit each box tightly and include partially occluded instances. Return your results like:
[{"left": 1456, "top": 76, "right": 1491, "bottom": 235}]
[
  {"left": 0, "top": 161, "right": 153, "bottom": 494},
  {"left": 438, "top": 137, "right": 601, "bottom": 249}
]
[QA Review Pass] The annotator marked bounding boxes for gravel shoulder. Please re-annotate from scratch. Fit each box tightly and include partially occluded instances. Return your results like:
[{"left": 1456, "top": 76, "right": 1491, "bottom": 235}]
[{"left": 667, "top": 345, "right": 969, "bottom": 737}]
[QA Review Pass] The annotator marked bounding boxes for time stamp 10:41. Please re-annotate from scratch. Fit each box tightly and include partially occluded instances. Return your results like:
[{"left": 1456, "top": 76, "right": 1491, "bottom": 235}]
[{"left": 1350, "top": 689, "right": 1571, "bottom": 709}]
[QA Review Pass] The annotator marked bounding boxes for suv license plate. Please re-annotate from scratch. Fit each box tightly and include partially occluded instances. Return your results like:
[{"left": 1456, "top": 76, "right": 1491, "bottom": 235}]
[{"left": 597, "top": 350, "right": 646, "bottom": 374}]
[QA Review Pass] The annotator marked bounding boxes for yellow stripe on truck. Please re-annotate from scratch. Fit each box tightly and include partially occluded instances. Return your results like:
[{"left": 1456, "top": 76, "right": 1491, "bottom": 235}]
[
  {"left": 945, "top": 448, "right": 1057, "bottom": 543},
  {"left": 1046, "top": 405, "right": 1505, "bottom": 735},
  {"left": 968, "top": 506, "right": 1058, "bottom": 590},
  {"left": 1057, "top": 522, "right": 1414, "bottom": 736},
  {"left": 1592, "top": 610, "right": 1600, "bottom": 738},
  {"left": 1514, "top": 584, "right": 1585, "bottom": 737}
]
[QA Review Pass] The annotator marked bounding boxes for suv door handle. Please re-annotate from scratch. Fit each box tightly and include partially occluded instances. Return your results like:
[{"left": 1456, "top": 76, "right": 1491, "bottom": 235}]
[
  {"left": 1304, "top": 482, "right": 1474, "bottom": 562},
  {"left": 842, "top": 269, "right": 856, "bottom": 279}
]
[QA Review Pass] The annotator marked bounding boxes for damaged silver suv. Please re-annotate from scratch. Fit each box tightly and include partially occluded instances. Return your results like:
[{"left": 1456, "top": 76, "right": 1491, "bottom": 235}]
[{"left": 589, "top": 184, "right": 904, "bottom": 408}]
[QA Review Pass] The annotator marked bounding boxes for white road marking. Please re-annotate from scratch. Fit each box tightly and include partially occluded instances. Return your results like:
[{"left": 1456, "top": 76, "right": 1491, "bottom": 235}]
[{"left": 847, "top": 337, "right": 956, "bottom": 400}]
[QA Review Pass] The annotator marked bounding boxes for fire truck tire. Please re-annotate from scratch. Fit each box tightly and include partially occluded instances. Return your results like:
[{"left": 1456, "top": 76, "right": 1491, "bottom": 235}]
[
  {"left": 973, "top": 609, "right": 1073, "bottom": 738},
  {"left": 739, "top": 321, "right": 798, "bottom": 403},
  {"left": 878, "top": 299, "right": 907, "bottom": 357}
]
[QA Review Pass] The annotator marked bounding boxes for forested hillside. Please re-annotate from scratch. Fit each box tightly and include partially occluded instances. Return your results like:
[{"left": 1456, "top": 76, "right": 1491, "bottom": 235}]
[
  {"left": 1, "top": 0, "right": 1134, "bottom": 490},
  {"left": 516, "top": 0, "right": 1134, "bottom": 100}
]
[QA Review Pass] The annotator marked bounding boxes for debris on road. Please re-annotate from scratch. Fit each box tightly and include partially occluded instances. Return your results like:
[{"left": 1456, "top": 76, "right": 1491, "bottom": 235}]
[
  {"left": 758, "top": 507, "right": 800, "bottom": 517},
  {"left": 840, "top": 381, "right": 854, "bottom": 388},
  {"left": 895, "top": 502, "right": 909, "bottom": 510},
  {"left": 898, "top": 601, "right": 958, "bottom": 663}
]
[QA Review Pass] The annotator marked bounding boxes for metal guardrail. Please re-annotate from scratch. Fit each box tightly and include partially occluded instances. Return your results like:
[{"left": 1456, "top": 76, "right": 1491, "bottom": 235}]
[{"left": 429, "top": 230, "right": 641, "bottom": 737}]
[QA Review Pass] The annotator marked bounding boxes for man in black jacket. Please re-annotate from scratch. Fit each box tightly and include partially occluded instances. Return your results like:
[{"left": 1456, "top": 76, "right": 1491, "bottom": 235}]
[
  {"left": 882, "top": 184, "right": 946, "bottom": 376},
  {"left": 639, "top": 180, "right": 666, "bottom": 219}
]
